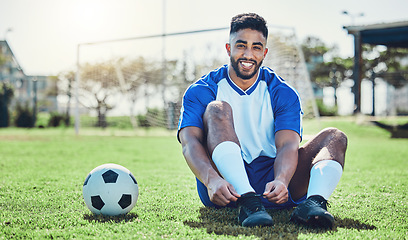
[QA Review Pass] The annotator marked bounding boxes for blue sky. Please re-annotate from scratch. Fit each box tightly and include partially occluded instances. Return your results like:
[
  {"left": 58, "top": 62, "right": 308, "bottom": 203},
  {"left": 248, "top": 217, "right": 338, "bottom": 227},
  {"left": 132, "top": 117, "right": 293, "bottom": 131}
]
[{"left": 1, "top": 0, "right": 407, "bottom": 75}]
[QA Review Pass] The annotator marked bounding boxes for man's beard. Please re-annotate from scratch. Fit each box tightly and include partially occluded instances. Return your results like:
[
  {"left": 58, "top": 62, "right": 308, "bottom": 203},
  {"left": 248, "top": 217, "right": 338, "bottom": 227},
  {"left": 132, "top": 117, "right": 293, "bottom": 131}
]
[{"left": 230, "top": 57, "right": 263, "bottom": 80}]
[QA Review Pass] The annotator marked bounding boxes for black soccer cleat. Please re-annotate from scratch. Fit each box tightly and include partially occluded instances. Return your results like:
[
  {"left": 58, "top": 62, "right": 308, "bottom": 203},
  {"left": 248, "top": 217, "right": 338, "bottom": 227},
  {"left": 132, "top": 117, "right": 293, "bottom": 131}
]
[
  {"left": 290, "top": 195, "right": 334, "bottom": 228},
  {"left": 236, "top": 192, "right": 273, "bottom": 227}
]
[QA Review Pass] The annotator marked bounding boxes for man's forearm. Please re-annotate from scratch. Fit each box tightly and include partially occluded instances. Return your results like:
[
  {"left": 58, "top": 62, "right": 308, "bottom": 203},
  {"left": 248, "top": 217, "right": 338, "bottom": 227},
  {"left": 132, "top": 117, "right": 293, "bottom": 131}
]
[
  {"left": 182, "top": 138, "right": 220, "bottom": 187},
  {"left": 274, "top": 143, "right": 299, "bottom": 187}
]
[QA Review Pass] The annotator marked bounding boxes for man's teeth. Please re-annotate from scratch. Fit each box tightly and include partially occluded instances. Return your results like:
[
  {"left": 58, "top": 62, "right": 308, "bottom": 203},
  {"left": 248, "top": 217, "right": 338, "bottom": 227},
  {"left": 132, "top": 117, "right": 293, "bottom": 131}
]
[{"left": 242, "top": 62, "right": 253, "bottom": 67}]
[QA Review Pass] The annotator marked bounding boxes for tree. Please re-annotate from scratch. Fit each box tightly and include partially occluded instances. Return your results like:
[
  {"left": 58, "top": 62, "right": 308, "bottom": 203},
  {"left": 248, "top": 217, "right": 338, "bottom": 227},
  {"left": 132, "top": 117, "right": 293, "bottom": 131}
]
[
  {"left": 363, "top": 45, "right": 408, "bottom": 88},
  {"left": 304, "top": 37, "right": 408, "bottom": 89},
  {"left": 301, "top": 36, "right": 354, "bottom": 109},
  {"left": 78, "top": 58, "right": 164, "bottom": 128},
  {"left": 75, "top": 44, "right": 225, "bottom": 129},
  {"left": 79, "top": 61, "right": 119, "bottom": 128},
  {"left": 114, "top": 57, "right": 162, "bottom": 128},
  {"left": 301, "top": 36, "right": 331, "bottom": 64},
  {"left": 57, "top": 71, "right": 75, "bottom": 125},
  {"left": 302, "top": 36, "right": 408, "bottom": 115},
  {"left": 301, "top": 36, "right": 346, "bottom": 88},
  {"left": 302, "top": 37, "right": 355, "bottom": 87},
  {"left": 310, "top": 57, "right": 353, "bottom": 88}
]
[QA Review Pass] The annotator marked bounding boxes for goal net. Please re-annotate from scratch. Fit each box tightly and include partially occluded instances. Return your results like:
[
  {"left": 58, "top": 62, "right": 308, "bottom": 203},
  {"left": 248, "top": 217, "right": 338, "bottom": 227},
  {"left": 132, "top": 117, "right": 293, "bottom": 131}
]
[
  {"left": 264, "top": 28, "right": 319, "bottom": 119},
  {"left": 73, "top": 26, "right": 318, "bottom": 133}
]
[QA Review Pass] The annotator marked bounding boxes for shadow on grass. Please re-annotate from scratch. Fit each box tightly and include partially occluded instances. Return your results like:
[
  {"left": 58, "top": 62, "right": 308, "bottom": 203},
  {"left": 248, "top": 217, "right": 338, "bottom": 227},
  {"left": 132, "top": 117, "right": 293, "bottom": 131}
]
[
  {"left": 184, "top": 207, "right": 376, "bottom": 239},
  {"left": 83, "top": 212, "right": 139, "bottom": 223}
]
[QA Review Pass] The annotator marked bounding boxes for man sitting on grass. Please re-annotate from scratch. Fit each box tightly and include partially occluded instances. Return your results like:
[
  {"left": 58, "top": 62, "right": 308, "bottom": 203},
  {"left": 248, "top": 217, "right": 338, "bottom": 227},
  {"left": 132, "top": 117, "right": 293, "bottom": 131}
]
[{"left": 177, "top": 12, "right": 347, "bottom": 228}]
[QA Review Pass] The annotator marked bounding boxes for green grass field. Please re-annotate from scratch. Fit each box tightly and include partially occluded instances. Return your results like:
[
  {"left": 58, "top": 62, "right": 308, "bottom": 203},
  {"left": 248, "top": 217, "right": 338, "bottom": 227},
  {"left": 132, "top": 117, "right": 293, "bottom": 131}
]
[{"left": 0, "top": 117, "right": 407, "bottom": 239}]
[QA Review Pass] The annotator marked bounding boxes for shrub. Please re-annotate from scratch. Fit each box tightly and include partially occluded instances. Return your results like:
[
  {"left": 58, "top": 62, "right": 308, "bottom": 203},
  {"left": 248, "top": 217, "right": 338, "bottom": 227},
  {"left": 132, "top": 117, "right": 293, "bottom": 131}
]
[
  {"left": 137, "top": 108, "right": 167, "bottom": 128},
  {"left": 315, "top": 98, "right": 338, "bottom": 116},
  {"left": 14, "top": 103, "right": 34, "bottom": 128},
  {"left": 137, "top": 115, "right": 149, "bottom": 127},
  {"left": 0, "top": 83, "right": 14, "bottom": 127},
  {"left": 48, "top": 112, "right": 64, "bottom": 127},
  {"left": 47, "top": 112, "right": 72, "bottom": 127}
]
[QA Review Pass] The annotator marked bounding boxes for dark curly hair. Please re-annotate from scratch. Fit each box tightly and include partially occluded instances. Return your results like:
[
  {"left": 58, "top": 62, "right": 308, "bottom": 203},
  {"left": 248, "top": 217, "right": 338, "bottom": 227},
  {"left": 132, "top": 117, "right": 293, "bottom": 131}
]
[{"left": 230, "top": 13, "right": 268, "bottom": 40}]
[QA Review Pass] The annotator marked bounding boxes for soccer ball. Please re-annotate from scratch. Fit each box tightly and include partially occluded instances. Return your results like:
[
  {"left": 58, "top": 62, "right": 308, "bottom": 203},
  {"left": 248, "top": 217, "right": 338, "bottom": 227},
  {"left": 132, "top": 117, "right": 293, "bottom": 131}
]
[{"left": 83, "top": 163, "right": 139, "bottom": 216}]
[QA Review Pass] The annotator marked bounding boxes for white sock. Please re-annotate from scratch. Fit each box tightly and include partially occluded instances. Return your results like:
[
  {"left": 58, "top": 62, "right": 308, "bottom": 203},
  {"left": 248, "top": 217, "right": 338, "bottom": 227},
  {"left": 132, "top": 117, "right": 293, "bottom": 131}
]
[
  {"left": 307, "top": 160, "right": 343, "bottom": 200},
  {"left": 212, "top": 141, "right": 255, "bottom": 195}
]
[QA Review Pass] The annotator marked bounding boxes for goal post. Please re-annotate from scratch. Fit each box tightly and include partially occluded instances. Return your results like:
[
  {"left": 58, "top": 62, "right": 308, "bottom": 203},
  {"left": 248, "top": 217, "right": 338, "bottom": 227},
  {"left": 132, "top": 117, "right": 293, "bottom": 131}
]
[
  {"left": 73, "top": 26, "right": 318, "bottom": 134},
  {"left": 264, "top": 28, "right": 320, "bottom": 119}
]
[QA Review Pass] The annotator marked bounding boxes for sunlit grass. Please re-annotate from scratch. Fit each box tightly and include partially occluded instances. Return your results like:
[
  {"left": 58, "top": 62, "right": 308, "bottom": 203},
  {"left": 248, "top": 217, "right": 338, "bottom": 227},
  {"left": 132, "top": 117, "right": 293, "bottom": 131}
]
[{"left": 0, "top": 117, "right": 407, "bottom": 239}]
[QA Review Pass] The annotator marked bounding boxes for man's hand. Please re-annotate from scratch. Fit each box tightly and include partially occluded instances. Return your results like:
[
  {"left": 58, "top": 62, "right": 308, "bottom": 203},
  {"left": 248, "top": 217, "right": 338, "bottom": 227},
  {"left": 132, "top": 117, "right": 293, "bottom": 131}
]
[
  {"left": 207, "top": 177, "right": 240, "bottom": 206},
  {"left": 263, "top": 180, "right": 289, "bottom": 205}
]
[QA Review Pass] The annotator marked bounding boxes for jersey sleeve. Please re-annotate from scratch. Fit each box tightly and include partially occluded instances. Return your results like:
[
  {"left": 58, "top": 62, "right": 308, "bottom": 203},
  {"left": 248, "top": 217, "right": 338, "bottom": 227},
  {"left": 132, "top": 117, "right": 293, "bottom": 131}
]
[
  {"left": 177, "top": 82, "right": 216, "bottom": 142},
  {"left": 271, "top": 85, "right": 303, "bottom": 139}
]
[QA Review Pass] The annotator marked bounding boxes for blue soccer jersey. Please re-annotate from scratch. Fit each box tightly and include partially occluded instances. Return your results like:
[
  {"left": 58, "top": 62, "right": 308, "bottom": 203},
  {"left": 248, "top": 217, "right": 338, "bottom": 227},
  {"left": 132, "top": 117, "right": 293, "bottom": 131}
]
[{"left": 178, "top": 64, "right": 303, "bottom": 164}]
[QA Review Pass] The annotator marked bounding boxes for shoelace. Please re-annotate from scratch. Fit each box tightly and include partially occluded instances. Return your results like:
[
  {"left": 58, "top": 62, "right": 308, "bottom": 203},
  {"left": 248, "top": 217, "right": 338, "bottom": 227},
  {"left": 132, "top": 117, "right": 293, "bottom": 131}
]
[
  {"left": 238, "top": 194, "right": 264, "bottom": 213},
  {"left": 305, "top": 197, "right": 330, "bottom": 210}
]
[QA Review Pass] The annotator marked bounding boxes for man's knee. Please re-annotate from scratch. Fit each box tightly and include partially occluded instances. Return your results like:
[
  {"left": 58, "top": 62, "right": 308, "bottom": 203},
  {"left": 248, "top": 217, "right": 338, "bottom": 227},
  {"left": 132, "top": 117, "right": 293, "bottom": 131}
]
[
  {"left": 321, "top": 127, "right": 348, "bottom": 151},
  {"left": 204, "top": 101, "right": 234, "bottom": 124},
  {"left": 204, "top": 101, "right": 240, "bottom": 149}
]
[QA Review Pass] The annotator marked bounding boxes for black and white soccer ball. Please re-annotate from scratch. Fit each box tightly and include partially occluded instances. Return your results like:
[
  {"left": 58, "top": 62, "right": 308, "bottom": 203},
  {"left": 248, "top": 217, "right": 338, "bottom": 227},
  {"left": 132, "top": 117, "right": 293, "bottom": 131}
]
[{"left": 83, "top": 163, "right": 139, "bottom": 216}]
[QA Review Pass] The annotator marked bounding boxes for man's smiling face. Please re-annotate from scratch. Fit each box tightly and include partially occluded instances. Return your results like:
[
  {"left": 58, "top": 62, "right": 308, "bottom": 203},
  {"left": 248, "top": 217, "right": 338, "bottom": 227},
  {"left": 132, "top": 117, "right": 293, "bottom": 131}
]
[{"left": 227, "top": 28, "right": 268, "bottom": 81}]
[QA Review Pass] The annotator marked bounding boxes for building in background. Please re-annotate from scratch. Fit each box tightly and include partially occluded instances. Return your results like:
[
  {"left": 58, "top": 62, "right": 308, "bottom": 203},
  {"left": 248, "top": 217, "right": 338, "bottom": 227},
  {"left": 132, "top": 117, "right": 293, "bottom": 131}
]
[
  {"left": 0, "top": 40, "right": 57, "bottom": 115},
  {"left": 344, "top": 20, "right": 408, "bottom": 116}
]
